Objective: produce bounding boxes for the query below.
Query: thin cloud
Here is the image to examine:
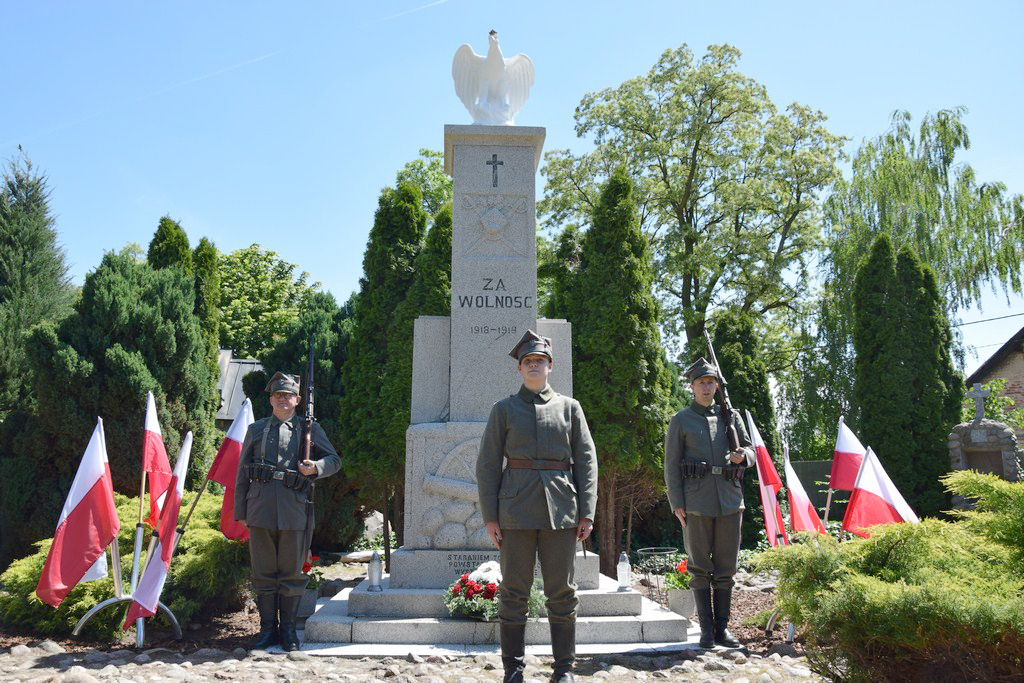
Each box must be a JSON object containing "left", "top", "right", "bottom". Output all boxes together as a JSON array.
[{"left": 368, "top": 0, "right": 449, "bottom": 25}]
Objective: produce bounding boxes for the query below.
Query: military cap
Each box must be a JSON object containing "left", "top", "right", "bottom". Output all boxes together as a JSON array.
[
  {"left": 265, "top": 371, "right": 300, "bottom": 395},
  {"left": 685, "top": 357, "right": 720, "bottom": 383},
  {"left": 509, "top": 329, "right": 553, "bottom": 361}
]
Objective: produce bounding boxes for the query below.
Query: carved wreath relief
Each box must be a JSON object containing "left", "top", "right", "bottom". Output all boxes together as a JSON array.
[{"left": 414, "top": 437, "right": 491, "bottom": 549}]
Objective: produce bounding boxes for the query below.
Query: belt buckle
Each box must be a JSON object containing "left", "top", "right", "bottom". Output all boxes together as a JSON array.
[
  {"left": 711, "top": 466, "right": 723, "bottom": 475},
  {"left": 272, "top": 471, "right": 285, "bottom": 480}
]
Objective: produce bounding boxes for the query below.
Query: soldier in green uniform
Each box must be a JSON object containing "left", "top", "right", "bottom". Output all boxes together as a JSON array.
[
  {"left": 234, "top": 372, "right": 341, "bottom": 652},
  {"left": 663, "top": 357, "right": 754, "bottom": 649},
  {"left": 477, "top": 330, "right": 599, "bottom": 683}
]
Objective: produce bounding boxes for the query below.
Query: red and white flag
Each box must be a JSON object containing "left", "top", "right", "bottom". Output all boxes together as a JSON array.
[
  {"left": 829, "top": 417, "right": 866, "bottom": 492},
  {"left": 745, "top": 411, "right": 788, "bottom": 547},
  {"left": 841, "top": 447, "right": 919, "bottom": 538},
  {"left": 36, "top": 418, "right": 120, "bottom": 608},
  {"left": 206, "top": 398, "right": 253, "bottom": 541},
  {"left": 142, "top": 392, "right": 172, "bottom": 528},
  {"left": 784, "top": 449, "right": 826, "bottom": 534},
  {"left": 123, "top": 432, "right": 192, "bottom": 628}
]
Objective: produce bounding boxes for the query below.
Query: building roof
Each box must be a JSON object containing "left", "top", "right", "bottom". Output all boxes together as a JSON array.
[
  {"left": 966, "top": 324, "right": 1024, "bottom": 386},
  {"left": 217, "top": 349, "right": 262, "bottom": 421}
]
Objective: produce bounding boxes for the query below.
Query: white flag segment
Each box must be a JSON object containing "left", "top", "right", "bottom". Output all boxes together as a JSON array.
[
  {"left": 206, "top": 399, "right": 253, "bottom": 541},
  {"left": 123, "top": 431, "right": 192, "bottom": 627},
  {"left": 224, "top": 398, "right": 253, "bottom": 443},
  {"left": 745, "top": 411, "right": 788, "bottom": 547},
  {"left": 784, "top": 451, "right": 826, "bottom": 534},
  {"left": 830, "top": 417, "right": 867, "bottom": 491},
  {"left": 841, "top": 447, "right": 919, "bottom": 538},
  {"left": 143, "top": 391, "right": 172, "bottom": 527},
  {"left": 36, "top": 418, "right": 120, "bottom": 608}
]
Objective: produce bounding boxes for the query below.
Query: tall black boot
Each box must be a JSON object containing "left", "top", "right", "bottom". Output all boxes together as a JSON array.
[
  {"left": 248, "top": 593, "right": 279, "bottom": 650},
  {"left": 712, "top": 588, "right": 742, "bottom": 648},
  {"left": 500, "top": 623, "right": 526, "bottom": 683},
  {"left": 278, "top": 594, "right": 302, "bottom": 652},
  {"left": 693, "top": 587, "right": 715, "bottom": 649},
  {"left": 548, "top": 621, "right": 576, "bottom": 683}
]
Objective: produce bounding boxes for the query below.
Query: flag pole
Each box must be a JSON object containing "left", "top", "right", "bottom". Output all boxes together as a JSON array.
[
  {"left": 823, "top": 415, "right": 846, "bottom": 526},
  {"left": 171, "top": 479, "right": 212, "bottom": 555}
]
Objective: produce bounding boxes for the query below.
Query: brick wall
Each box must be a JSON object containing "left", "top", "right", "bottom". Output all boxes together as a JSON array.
[{"left": 977, "top": 349, "right": 1024, "bottom": 444}]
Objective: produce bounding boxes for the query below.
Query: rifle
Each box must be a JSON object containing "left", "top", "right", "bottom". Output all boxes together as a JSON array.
[
  {"left": 302, "top": 331, "right": 316, "bottom": 487},
  {"left": 702, "top": 329, "right": 742, "bottom": 453}
]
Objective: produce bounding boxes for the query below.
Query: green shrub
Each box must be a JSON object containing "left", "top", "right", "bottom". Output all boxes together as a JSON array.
[
  {"left": 756, "top": 471, "right": 1024, "bottom": 682},
  {"left": 0, "top": 492, "right": 249, "bottom": 642}
]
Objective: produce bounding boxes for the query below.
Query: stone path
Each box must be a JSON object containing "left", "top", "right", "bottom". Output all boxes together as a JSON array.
[{"left": 2, "top": 640, "right": 823, "bottom": 682}]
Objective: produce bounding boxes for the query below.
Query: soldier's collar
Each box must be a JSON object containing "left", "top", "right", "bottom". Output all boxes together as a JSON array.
[
  {"left": 518, "top": 383, "right": 555, "bottom": 404},
  {"left": 689, "top": 400, "right": 717, "bottom": 416},
  {"left": 271, "top": 414, "right": 300, "bottom": 427}
]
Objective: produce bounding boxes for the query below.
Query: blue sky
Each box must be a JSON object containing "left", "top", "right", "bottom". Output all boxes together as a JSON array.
[{"left": 3, "top": 1, "right": 1022, "bottom": 374}]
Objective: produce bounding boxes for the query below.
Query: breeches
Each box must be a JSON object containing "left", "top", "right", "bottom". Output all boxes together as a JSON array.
[
  {"left": 247, "top": 526, "right": 309, "bottom": 598},
  {"left": 682, "top": 511, "right": 743, "bottom": 590},
  {"left": 498, "top": 527, "right": 578, "bottom": 625}
]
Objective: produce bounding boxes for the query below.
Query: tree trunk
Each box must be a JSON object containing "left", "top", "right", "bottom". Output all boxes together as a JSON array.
[{"left": 597, "top": 473, "right": 619, "bottom": 576}]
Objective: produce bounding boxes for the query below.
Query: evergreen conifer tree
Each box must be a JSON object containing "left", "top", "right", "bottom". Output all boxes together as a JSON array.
[
  {"left": 192, "top": 237, "right": 221, "bottom": 346},
  {"left": 550, "top": 168, "right": 670, "bottom": 573},
  {"left": 147, "top": 215, "right": 193, "bottom": 273},
  {"left": 0, "top": 252, "right": 216, "bottom": 566},
  {"left": 339, "top": 184, "right": 427, "bottom": 541},
  {"left": 0, "top": 154, "right": 72, "bottom": 420},
  {"left": 853, "top": 235, "right": 961, "bottom": 518}
]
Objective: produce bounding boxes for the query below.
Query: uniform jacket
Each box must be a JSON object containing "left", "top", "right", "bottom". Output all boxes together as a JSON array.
[
  {"left": 477, "top": 384, "right": 599, "bottom": 530},
  {"left": 234, "top": 415, "right": 341, "bottom": 530},
  {"left": 664, "top": 401, "right": 755, "bottom": 516}
]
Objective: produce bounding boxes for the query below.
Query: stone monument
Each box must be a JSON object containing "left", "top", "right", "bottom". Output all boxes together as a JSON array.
[
  {"left": 948, "top": 383, "right": 1022, "bottom": 509},
  {"left": 304, "top": 35, "right": 688, "bottom": 647}
]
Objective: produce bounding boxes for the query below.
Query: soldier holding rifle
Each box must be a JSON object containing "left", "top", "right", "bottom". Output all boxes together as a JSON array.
[
  {"left": 234, "top": 365, "right": 340, "bottom": 652},
  {"left": 663, "top": 340, "right": 754, "bottom": 649}
]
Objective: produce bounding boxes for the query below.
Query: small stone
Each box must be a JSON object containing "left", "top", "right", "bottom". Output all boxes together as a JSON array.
[
  {"left": 61, "top": 672, "right": 100, "bottom": 683},
  {"left": 38, "top": 640, "right": 66, "bottom": 654},
  {"left": 607, "top": 665, "right": 629, "bottom": 675},
  {"left": 231, "top": 649, "right": 248, "bottom": 659},
  {"left": 482, "top": 661, "right": 498, "bottom": 671},
  {"left": 192, "top": 649, "right": 227, "bottom": 659},
  {"left": 99, "top": 665, "right": 119, "bottom": 675},
  {"left": 703, "top": 659, "right": 732, "bottom": 672},
  {"left": 11, "top": 645, "right": 33, "bottom": 657},
  {"left": 731, "top": 678, "right": 750, "bottom": 683},
  {"left": 756, "top": 675, "right": 774, "bottom": 683},
  {"left": 286, "top": 651, "right": 311, "bottom": 662},
  {"left": 131, "top": 655, "right": 151, "bottom": 665},
  {"left": 592, "top": 673, "right": 610, "bottom": 679},
  {"left": 651, "top": 672, "right": 670, "bottom": 679},
  {"left": 406, "top": 653, "right": 424, "bottom": 664}
]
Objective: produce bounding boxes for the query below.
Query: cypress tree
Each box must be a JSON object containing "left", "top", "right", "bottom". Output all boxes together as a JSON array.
[
  {"left": 709, "top": 308, "right": 779, "bottom": 547},
  {"left": 0, "top": 154, "right": 73, "bottom": 420},
  {"left": 192, "top": 237, "right": 221, "bottom": 346},
  {"left": 853, "top": 236, "right": 961, "bottom": 518},
  {"left": 0, "top": 252, "right": 216, "bottom": 566},
  {"left": 147, "top": 215, "right": 193, "bottom": 273},
  {"left": 551, "top": 168, "right": 670, "bottom": 574},
  {"left": 339, "top": 184, "right": 427, "bottom": 541}
]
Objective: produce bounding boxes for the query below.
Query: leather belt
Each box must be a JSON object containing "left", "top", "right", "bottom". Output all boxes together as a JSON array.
[
  {"left": 506, "top": 459, "right": 571, "bottom": 471},
  {"left": 272, "top": 471, "right": 286, "bottom": 480}
]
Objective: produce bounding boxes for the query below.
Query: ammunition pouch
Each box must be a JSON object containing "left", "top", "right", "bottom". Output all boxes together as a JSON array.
[
  {"left": 681, "top": 462, "right": 746, "bottom": 482},
  {"left": 247, "top": 463, "right": 314, "bottom": 493},
  {"left": 682, "top": 462, "right": 708, "bottom": 479}
]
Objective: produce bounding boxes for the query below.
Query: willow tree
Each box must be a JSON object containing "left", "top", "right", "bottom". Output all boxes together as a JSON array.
[
  {"left": 541, "top": 44, "right": 845, "bottom": 349},
  {"left": 787, "top": 108, "right": 1024, "bottom": 455}
]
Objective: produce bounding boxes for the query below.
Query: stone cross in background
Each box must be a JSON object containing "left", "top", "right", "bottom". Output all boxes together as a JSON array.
[{"left": 967, "top": 382, "right": 992, "bottom": 422}]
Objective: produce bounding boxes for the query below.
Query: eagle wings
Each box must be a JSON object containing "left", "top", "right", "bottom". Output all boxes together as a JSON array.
[{"left": 452, "top": 31, "right": 534, "bottom": 126}]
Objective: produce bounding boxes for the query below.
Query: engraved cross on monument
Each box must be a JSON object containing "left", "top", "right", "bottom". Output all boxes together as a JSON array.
[{"left": 967, "top": 382, "right": 991, "bottom": 423}]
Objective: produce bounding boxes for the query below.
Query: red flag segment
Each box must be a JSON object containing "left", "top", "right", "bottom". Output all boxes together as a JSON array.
[
  {"left": 784, "top": 451, "right": 826, "bottom": 534},
  {"left": 206, "top": 398, "right": 253, "bottom": 541},
  {"left": 841, "top": 447, "right": 919, "bottom": 538},
  {"left": 829, "top": 418, "right": 866, "bottom": 492},
  {"left": 142, "top": 392, "right": 172, "bottom": 528},
  {"left": 745, "top": 411, "right": 788, "bottom": 547}
]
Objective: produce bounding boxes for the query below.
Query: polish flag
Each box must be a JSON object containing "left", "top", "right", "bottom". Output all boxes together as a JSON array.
[
  {"left": 36, "top": 418, "right": 120, "bottom": 608},
  {"left": 123, "top": 432, "right": 192, "bottom": 627},
  {"left": 841, "top": 447, "right": 919, "bottom": 538},
  {"left": 142, "top": 392, "right": 172, "bottom": 528},
  {"left": 784, "top": 450, "right": 826, "bottom": 534},
  {"left": 206, "top": 398, "right": 253, "bottom": 541},
  {"left": 829, "top": 417, "right": 866, "bottom": 492},
  {"left": 745, "top": 411, "right": 788, "bottom": 547}
]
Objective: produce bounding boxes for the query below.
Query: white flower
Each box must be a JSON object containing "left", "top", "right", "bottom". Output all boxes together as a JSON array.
[{"left": 469, "top": 561, "right": 502, "bottom": 585}]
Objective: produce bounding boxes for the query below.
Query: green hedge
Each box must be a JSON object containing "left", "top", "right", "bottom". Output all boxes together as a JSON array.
[
  {"left": 0, "top": 491, "right": 249, "bottom": 642},
  {"left": 757, "top": 470, "right": 1024, "bottom": 683}
]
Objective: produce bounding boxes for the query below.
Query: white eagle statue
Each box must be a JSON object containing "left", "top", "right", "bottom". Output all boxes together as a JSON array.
[{"left": 452, "top": 30, "right": 535, "bottom": 126}]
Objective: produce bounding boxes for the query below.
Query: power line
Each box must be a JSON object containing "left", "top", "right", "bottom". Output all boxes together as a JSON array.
[{"left": 954, "top": 312, "right": 1024, "bottom": 327}]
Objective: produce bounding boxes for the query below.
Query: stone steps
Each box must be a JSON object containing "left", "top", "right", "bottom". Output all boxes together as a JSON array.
[
  {"left": 304, "top": 580, "right": 691, "bottom": 646},
  {"left": 349, "top": 574, "right": 642, "bottom": 618}
]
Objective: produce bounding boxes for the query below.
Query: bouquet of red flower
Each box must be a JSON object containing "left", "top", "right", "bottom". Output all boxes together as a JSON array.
[
  {"left": 444, "top": 561, "right": 502, "bottom": 620},
  {"left": 664, "top": 558, "right": 692, "bottom": 590}
]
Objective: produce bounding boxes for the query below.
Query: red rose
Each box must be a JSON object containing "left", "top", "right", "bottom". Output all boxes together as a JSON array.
[
  {"left": 461, "top": 573, "right": 471, "bottom": 582},
  {"left": 452, "top": 583, "right": 462, "bottom": 596},
  {"left": 483, "top": 584, "right": 498, "bottom": 599},
  {"left": 677, "top": 560, "right": 688, "bottom": 574}
]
